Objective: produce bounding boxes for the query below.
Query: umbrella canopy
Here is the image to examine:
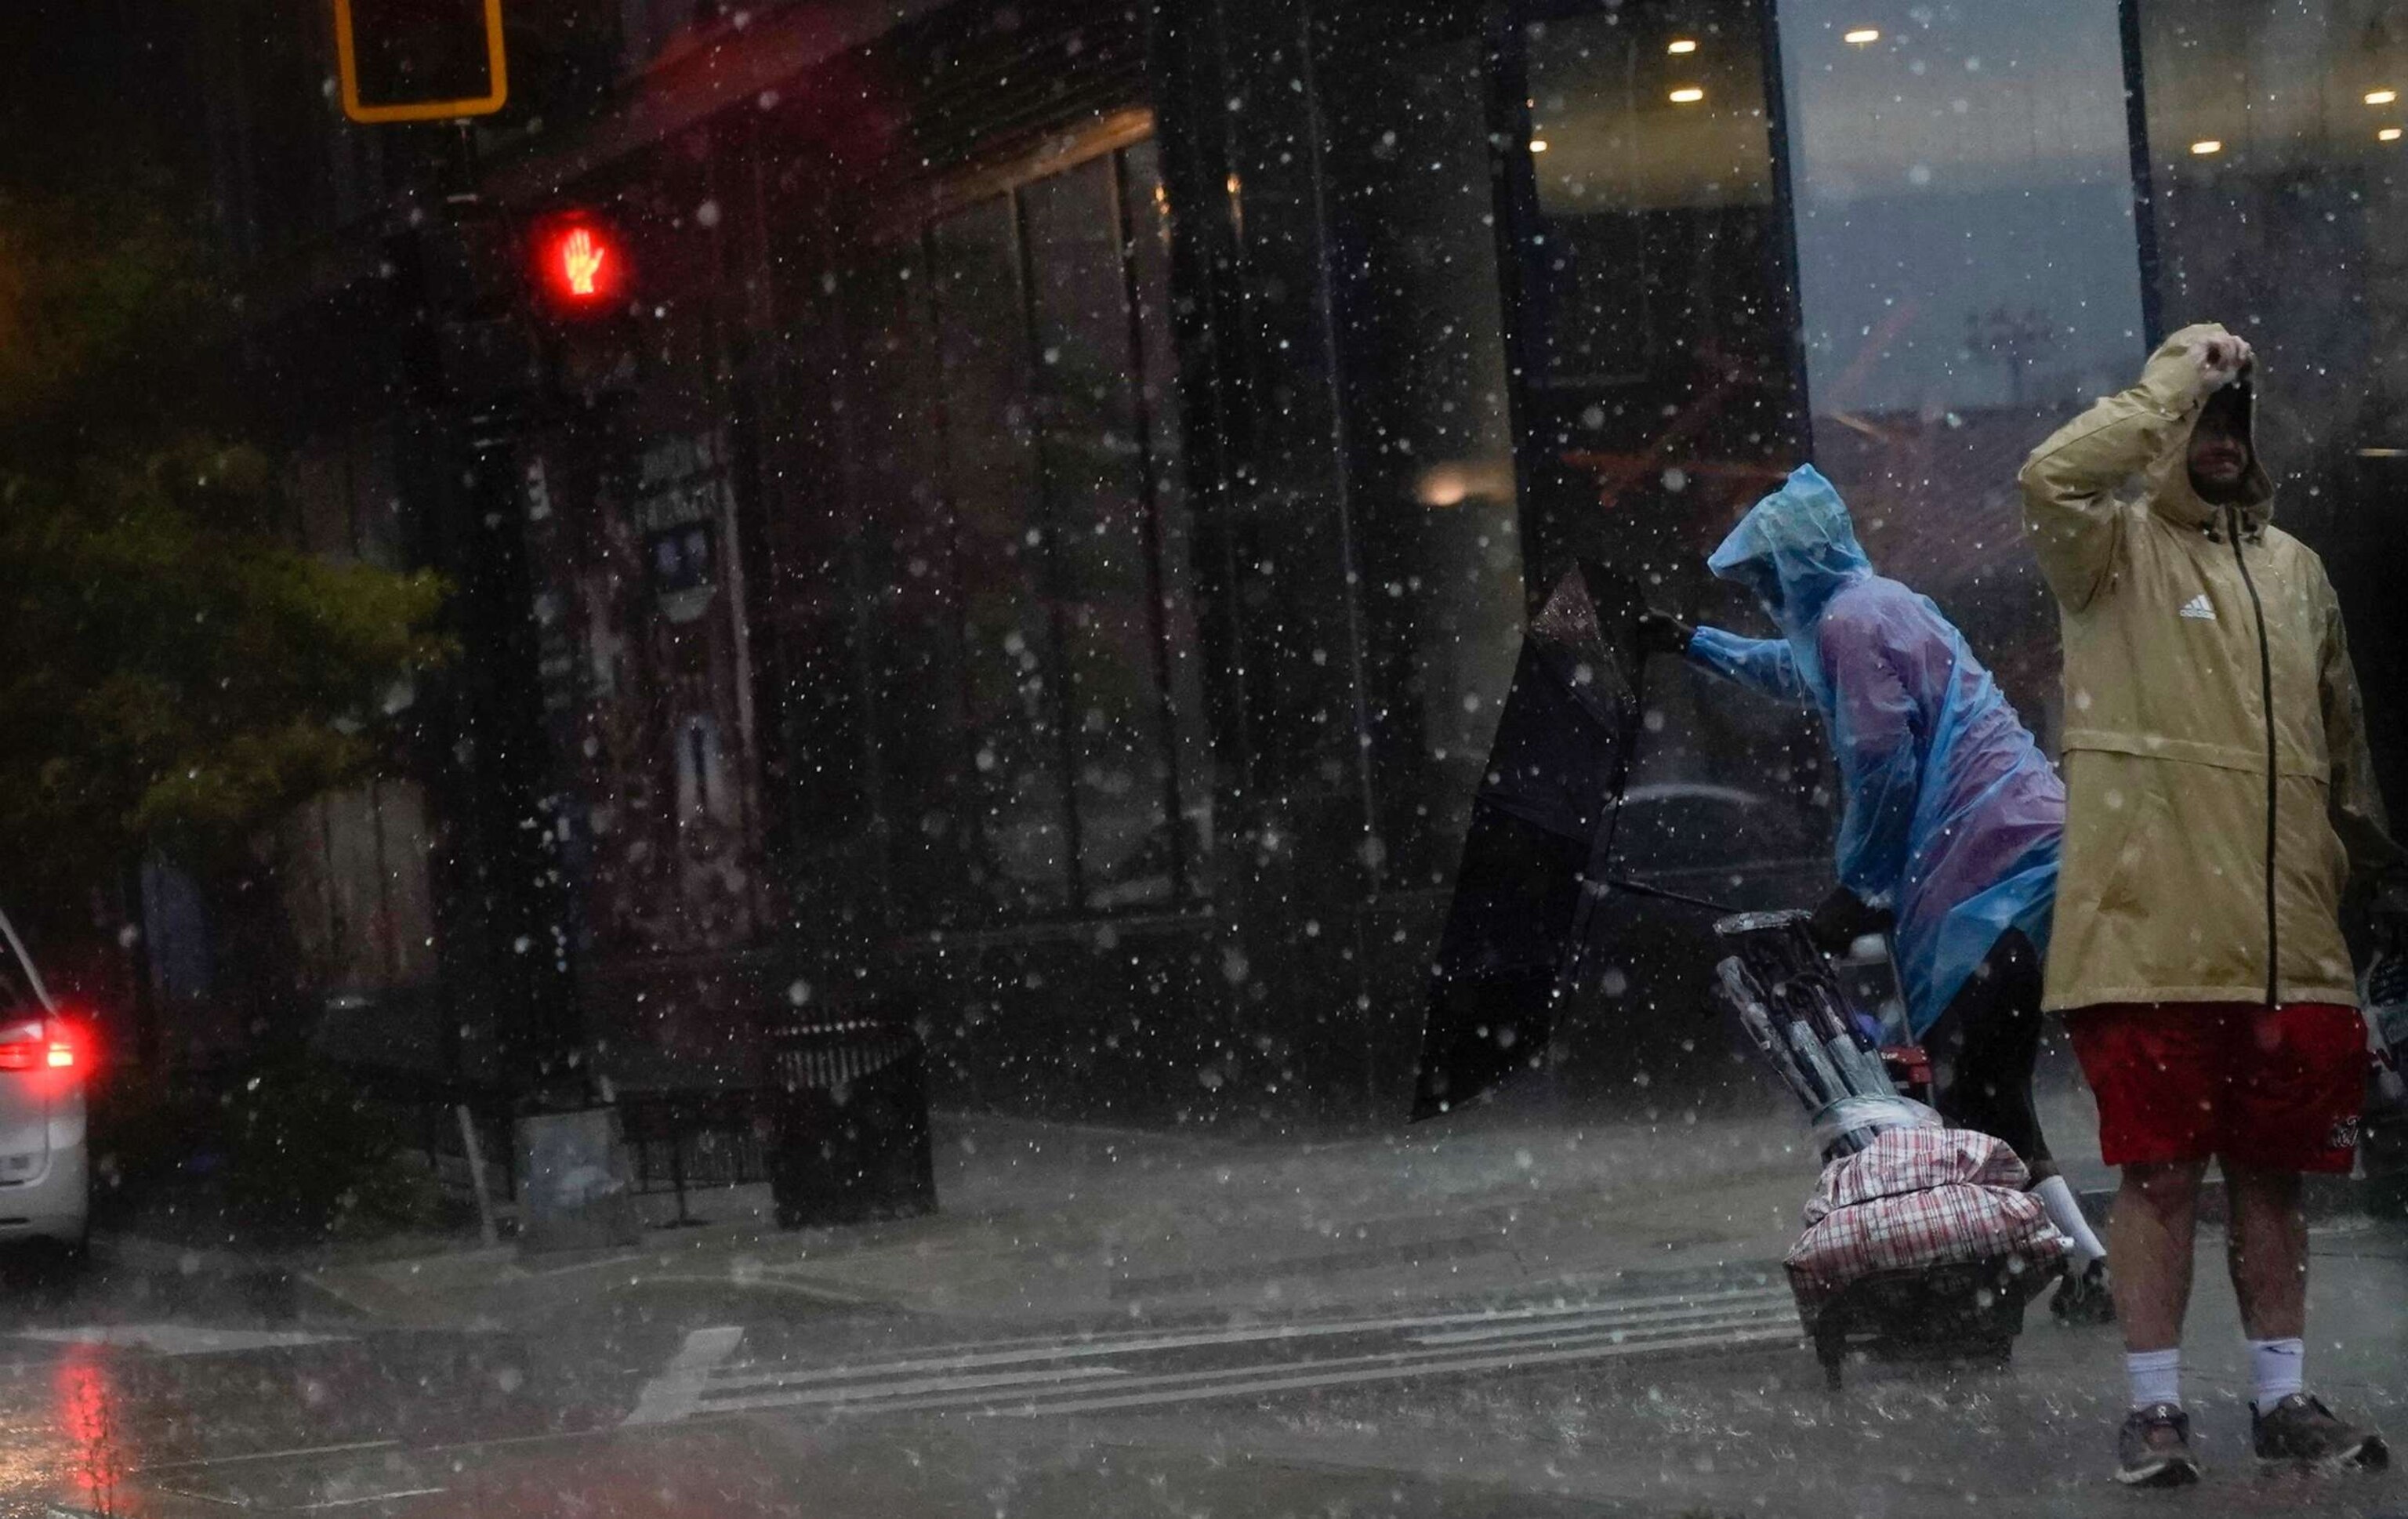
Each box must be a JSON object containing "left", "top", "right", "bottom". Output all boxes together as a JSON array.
[{"left": 1410, "top": 561, "right": 1646, "bottom": 1120}]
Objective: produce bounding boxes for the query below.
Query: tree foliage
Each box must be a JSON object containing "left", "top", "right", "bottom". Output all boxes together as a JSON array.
[{"left": 0, "top": 163, "right": 450, "bottom": 894}]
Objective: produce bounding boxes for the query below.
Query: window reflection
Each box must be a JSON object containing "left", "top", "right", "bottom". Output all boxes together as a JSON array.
[
  {"left": 2138, "top": 0, "right": 2408, "bottom": 803},
  {"left": 1322, "top": 20, "right": 1525, "bottom": 888},
  {"left": 829, "top": 139, "right": 1203, "bottom": 923},
  {"left": 1504, "top": 1, "right": 1818, "bottom": 902},
  {"left": 1780, "top": 0, "right": 2148, "bottom": 730},
  {"left": 1524, "top": 4, "right": 1778, "bottom": 395}
]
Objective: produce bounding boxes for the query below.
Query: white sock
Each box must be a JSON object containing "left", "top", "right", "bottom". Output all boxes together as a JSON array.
[
  {"left": 2250, "top": 1337, "right": 2305, "bottom": 1413},
  {"left": 2034, "top": 1175, "right": 2107, "bottom": 1266},
  {"left": 2127, "top": 1348, "right": 2181, "bottom": 1410}
]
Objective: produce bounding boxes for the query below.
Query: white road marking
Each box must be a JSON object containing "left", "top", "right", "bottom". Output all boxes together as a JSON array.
[
  {"left": 1410, "top": 1293, "right": 1790, "bottom": 1346},
  {"left": 698, "top": 1363, "right": 1126, "bottom": 1414},
  {"left": 143, "top": 1485, "right": 251, "bottom": 1508},
  {"left": 980, "top": 1325, "right": 1801, "bottom": 1419},
  {"left": 132, "top": 1440, "right": 404, "bottom": 1476},
  {"left": 292, "top": 1488, "right": 448, "bottom": 1510},
  {"left": 622, "top": 1279, "right": 1802, "bottom": 1427},
  {"left": 14, "top": 1325, "right": 345, "bottom": 1357},
  {"left": 709, "top": 1284, "right": 1792, "bottom": 1391},
  {"left": 811, "top": 1312, "right": 1793, "bottom": 1419},
  {"left": 622, "top": 1325, "right": 745, "bottom": 1427}
]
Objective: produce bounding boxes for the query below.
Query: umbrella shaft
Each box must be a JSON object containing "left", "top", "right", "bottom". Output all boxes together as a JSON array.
[{"left": 1597, "top": 875, "right": 1736, "bottom": 914}]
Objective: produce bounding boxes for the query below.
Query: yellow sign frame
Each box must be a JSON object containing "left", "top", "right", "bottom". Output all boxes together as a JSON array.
[{"left": 334, "top": 0, "right": 509, "bottom": 125}]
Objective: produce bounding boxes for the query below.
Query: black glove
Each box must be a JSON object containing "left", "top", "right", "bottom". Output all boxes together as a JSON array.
[
  {"left": 1808, "top": 886, "right": 1893, "bottom": 956},
  {"left": 1636, "top": 609, "right": 1694, "bottom": 660}
]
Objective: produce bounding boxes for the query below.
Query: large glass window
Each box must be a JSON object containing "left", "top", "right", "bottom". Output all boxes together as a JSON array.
[
  {"left": 1500, "top": 0, "right": 1817, "bottom": 845},
  {"left": 827, "top": 136, "right": 1207, "bottom": 923},
  {"left": 1780, "top": 0, "right": 2148, "bottom": 730},
  {"left": 1485, "top": 2, "right": 1830, "bottom": 1105},
  {"left": 1320, "top": 13, "right": 1528, "bottom": 891},
  {"left": 2136, "top": 0, "right": 2408, "bottom": 800}
]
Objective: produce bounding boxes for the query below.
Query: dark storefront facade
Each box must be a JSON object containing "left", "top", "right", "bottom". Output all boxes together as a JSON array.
[{"left": 205, "top": 0, "right": 2408, "bottom": 1127}]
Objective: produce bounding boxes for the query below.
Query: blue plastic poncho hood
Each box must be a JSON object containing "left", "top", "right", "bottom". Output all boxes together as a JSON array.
[
  {"left": 1685, "top": 466, "right": 2064, "bottom": 1037},
  {"left": 1705, "top": 466, "right": 1872, "bottom": 705}
]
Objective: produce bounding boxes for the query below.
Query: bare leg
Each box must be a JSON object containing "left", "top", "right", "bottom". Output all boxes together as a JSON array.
[
  {"left": 2112, "top": 1161, "right": 2207, "bottom": 1352},
  {"left": 2224, "top": 1163, "right": 2308, "bottom": 1340}
]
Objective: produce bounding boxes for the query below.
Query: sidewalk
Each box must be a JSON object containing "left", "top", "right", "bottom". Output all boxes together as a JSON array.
[
  {"left": 302, "top": 1097, "right": 1828, "bottom": 1332},
  {"left": 233, "top": 1071, "right": 2372, "bottom": 1337}
]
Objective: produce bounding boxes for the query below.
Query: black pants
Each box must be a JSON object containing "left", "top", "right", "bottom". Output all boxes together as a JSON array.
[{"left": 1922, "top": 929, "right": 2053, "bottom": 1178}]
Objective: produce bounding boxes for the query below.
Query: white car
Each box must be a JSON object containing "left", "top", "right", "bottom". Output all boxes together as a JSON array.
[{"left": 0, "top": 909, "right": 89, "bottom": 1249}]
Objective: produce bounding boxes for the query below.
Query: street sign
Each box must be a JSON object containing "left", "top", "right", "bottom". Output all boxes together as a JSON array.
[{"left": 333, "top": 0, "right": 508, "bottom": 124}]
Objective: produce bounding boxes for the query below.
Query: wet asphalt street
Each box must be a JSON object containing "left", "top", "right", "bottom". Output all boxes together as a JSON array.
[{"left": 1, "top": 1217, "right": 2404, "bottom": 1519}]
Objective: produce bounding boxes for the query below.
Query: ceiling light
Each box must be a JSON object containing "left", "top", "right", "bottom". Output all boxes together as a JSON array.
[
  {"left": 1666, "top": 38, "right": 1698, "bottom": 54},
  {"left": 1529, "top": 138, "right": 1550, "bottom": 153},
  {"left": 1844, "top": 28, "right": 1880, "bottom": 45},
  {"left": 2369, "top": 89, "right": 2399, "bottom": 105},
  {"left": 2384, "top": 127, "right": 2404, "bottom": 142},
  {"left": 1669, "top": 86, "right": 1706, "bottom": 103},
  {"left": 2189, "top": 140, "right": 2223, "bottom": 155}
]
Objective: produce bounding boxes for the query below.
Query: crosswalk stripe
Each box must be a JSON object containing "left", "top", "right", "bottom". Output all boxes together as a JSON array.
[
  {"left": 623, "top": 1325, "right": 745, "bottom": 1427},
  {"left": 698, "top": 1362, "right": 1126, "bottom": 1413},
  {"left": 1411, "top": 1295, "right": 1790, "bottom": 1347},
  {"left": 706, "top": 1283, "right": 1792, "bottom": 1392},
  {"left": 796, "top": 1312, "right": 1796, "bottom": 1419},
  {"left": 977, "top": 1325, "right": 1802, "bottom": 1419},
  {"left": 703, "top": 1288, "right": 1789, "bottom": 1395}
]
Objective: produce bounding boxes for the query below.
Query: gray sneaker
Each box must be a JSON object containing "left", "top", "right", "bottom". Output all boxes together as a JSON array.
[
  {"left": 2252, "top": 1393, "right": 2389, "bottom": 1472},
  {"left": 2115, "top": 1402, "right": 2202, "bottom": 1488}
]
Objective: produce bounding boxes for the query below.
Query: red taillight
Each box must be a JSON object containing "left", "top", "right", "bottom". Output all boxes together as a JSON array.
[{"left": 0, "top": 1017, "right": 85, "bottom": 1072}]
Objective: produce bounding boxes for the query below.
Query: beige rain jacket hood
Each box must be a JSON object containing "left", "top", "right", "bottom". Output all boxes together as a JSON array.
[{"left": 2018, "top": 323, "right": 2399, "bottom": 1012}]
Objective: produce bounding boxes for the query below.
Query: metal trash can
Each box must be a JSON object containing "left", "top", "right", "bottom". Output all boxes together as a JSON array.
[{"left": 766, "top": 1010, "right": 937, "bottom": 1228}]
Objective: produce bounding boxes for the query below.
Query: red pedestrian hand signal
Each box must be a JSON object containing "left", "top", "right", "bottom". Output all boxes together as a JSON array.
[
  {"left": 561, "top": 228, "right": 606, "bottom": 297},
  {"left": 531, "top": 215, "right": 627, "bottom": 315}
]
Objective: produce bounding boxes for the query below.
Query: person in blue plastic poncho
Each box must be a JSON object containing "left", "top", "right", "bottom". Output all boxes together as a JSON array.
[{"left": 1637, "top": 465, "right": 2110, "bottom": 1324}]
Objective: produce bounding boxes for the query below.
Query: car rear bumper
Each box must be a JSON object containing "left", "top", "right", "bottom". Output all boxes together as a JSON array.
[{"left": 0, "top": 1133, "right": 87, "bottom": 1244}]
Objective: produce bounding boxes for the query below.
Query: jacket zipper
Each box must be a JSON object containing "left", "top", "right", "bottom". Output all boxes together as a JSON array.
[{"left": 2225, "top": 504, "right": 2280, "bottom": 1005}]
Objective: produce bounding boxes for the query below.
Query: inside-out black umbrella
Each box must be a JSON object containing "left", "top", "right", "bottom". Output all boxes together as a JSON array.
[{"left": 1409, "top": 560, "right": 1724, "bottom": 1121}]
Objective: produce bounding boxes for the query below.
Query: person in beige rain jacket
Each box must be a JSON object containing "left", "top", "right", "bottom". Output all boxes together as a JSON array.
[{"left": 2021, "top": 322, "right": 2403, "bottom": 1485}]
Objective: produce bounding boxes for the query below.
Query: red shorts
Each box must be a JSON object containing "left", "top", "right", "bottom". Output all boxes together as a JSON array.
[{"left": 2065, "top": 1002, "right": 2364, "bottom": 1173}]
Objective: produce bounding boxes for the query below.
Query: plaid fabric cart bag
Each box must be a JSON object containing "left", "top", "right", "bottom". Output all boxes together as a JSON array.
[{"left": 1785, "top": 1127, "right": 2066, "bottom": 1387}]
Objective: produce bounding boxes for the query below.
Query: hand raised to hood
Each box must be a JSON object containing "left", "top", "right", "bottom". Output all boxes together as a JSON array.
[{"left": 2194, "top": 331, "right": 2254, "bottom": 391}]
